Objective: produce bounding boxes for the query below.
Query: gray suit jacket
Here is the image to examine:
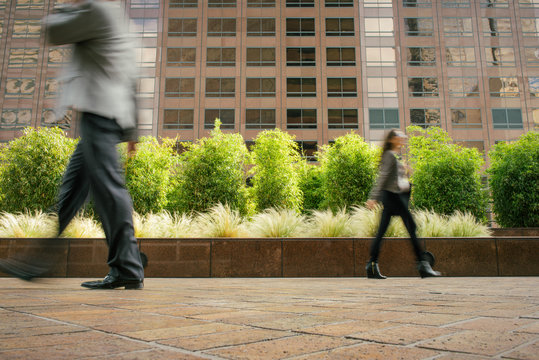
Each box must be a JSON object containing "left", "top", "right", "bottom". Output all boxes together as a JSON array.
[
  {"left": 43, "top": 0, "right": 138, "bottom": 140},
  {"left": 369, "top": 150, "right": 408, "bottom": 202}
]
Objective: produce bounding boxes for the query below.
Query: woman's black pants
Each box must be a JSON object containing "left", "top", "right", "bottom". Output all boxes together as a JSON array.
[{"left": 369, "top": 190, "right": 424, "bottom": 262}]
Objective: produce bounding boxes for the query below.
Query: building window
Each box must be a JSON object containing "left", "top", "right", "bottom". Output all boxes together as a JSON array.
[
  {"left": 489, "top": 77, "right": 519, "bottom": 97},
  {"left": 522, "top": 18, "right": 539, "bottom": 37},
  {"left": 287, "top": 78, "right": 316, "bottom": 97},
  {"left": 455, "top": 140, "right": 485, "bottom": 154},
  {"left": 529, "top": 77, "right": 539, "bottom": 97},
  {"left": 366, "top": 48, "right": 395, "bottom": 67},
  {"left": 245, "top": 109, "right": 276, "bottom": 129},
  {"left": 404, "top": 18, "right": 433, "bottom": 36},
  {"left": 443, "top": 17, "right": 473, "bottom": 37},
  {"left": 0, "top": 21, "right": 3, "bottom": 39},
  {"left": 5, "top": 78, "right": 35, "bottom": 98},
  {"left": 0, "top": 0, "right": 6, "bottom": 10},
  {"left": 247, "top": 48, "right": 275, "bottom": 66},
  {"left": 446, "top": 47, "right": 475, "bottom": 67},
  {"left": 207, "top": 48, "right": 235, "bottom": 66},
  {"left": 326, "top": 18, "right": 355, "bottom": 36},
  {"left": 482, "top": 18, "right": 512, "bottom": 37},
  {"left": 205, "top": 109, "right": 235, "bottom": 129},
  {"left": 206, "top": 78, "right": 235, "bottom": 97},
  {"left": 480, "top": 0, "right": 508, "bottom": 8},
  {"left": 328, "top": 78, "right": 357, "bottom": 97},
  {"left": 135, "top": 47, "right": 157, "bottom": 67},
  {"left": 130, "top": 18, "right": 158, "bottom": 38},
  {"left": 16, "top": 0, "right": 44, "bottom": 10},
  {"left": 520, "top": 0, "right": 539, "bottom": 7},
  {"left": 167, "top": 47, "right": 196, "bottom": 67},
  {"left": 165, "top": 78, "right": 195, "bottom": 97},
  {"left": 208, "top": 0, "right": 236, "bottom": 7},
  {"left": 1, "top": 109, "right": 32, "bottom": 129},
  {"left": 410, "top": 109, "right": 441, "bottom": 127},
  {"left": 296, "top": 141, "right": 317, "bottom": 161},
  {"left": 364, "top": 0, "right": 392, "bottom": 7},
  {"left": 442, "top": 0, "right": 470, "bottom": 7},
  {"left": 246, "top": 78, "right": 276, "bottom": 97},
  {"left": 131, "top": 0, "right": 160, "bottom": 9},
  {"left": 448, "top": 77, "right": 480, "bottom": 97},
  {"left": 45, "top": 78, "right": 58, "bottom": 98},
  {"left": 524, "top": 48, "right": 539, "bottom": 67},
  {"left": 168, "top": 18, "right": 197, "bottom": 37},
  {"left": 326, "top": 0, "right": 354, "bottom": 7},
  {"left": 163, "top": 109, "right": 194, "bottom": 129},
  {"left": 48, "top": 47, "right": 72, "bottom": 67},
  {"left": 364, "top": 18, "right": 394, "bottom": 37},
  {"left": 287, "top": 0, "right": 314, "bottom": 6},
  {"left": 286, "top": 18, "right": 315, "bottom": 36},
  {"left": 247, "top": 18, "right": 275, "bottom": 36},
  {"left": 138, "top": 78, "right": 155, "bottom": 98},
  {"left": 407, "top": 47, "right": 435, "bottom": 66},
  {"left": 403, "top": 0, "right": 431, "bottom": 7},
  {"left": 369, "top": 109, "right": 399, "bottom": 129},
  {"left": 485, "top": 47, "right": 515, "bottom": 67},
  {"left": 287, "top": 109, "right": 317, "bottom": 129},
  {"left": 451, "top": 108, "right": 482, "bottom": 128},
  {"left": 328, "top": 109, "right": 358, "bottom": 129},
  {"left": 367, "top": 77, "right": 398, "bottom": 97},
  {"left": 327, "top": 48, "right": 356, "bottom": 66},
  {"left": 492, "top": 108, "right": 523, "bottom": 129},
  {"left": 408, "top": 77, "right": 439, "bottom": 97},
  {"left": 170, "top": 0, "right": 197, "bottom": 7},
  {"left": 13, "top": 20, "right": 41, "bottom": 39},
  {"left": 207, "top": 18, "right": 236, "bottom": 37},
  {"left": 8, "top": 48, "right": 39, "bottom": 68},
  {"left": 247, "top": 0, "right": 275, "bottom": 7},
  {"left": 287, "top": 48, "right": 315, "bottom": 66},
  {"left": 532, "top": 108, "right": 539, "bottom": 131}
]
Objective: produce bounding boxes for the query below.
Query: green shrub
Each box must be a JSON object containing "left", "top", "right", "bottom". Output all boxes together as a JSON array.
[
  {"left": 250, "top": 129, "right": 303, "bottom": 212},
  {"left": 318, "top": 133, "right": 379, "bottom": 210},
  {"left": 168, "top": 121, "right": 251, "bottom": 215},
  {"left": 488, "top": 132, "right": 539, "bottom": 227},
  {"left": 298, "top": 163, "right": 325, "bottom": 212},
  {"left": 0, "top": 127, "right": 77, "bottom": 213},
  {"left": 407, "top": 126, "right": 488, "bottom": 220},
  {"left": 124, "top": 136, "right": 176, "bottom": 214}
]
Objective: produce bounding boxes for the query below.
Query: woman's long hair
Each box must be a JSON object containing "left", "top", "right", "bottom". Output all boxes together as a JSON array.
[{"left": 381, "top": 129, "right": 400, "bottom": 154}]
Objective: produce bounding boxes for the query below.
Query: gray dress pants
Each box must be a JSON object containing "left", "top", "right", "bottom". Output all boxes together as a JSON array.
[{"left": 57, "top": 112, "right": 144, "bottom": 280}]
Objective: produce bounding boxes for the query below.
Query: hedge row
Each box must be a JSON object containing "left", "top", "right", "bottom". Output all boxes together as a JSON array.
[{"left": 0, "top": 125, "right": 537, "bottom": 227}]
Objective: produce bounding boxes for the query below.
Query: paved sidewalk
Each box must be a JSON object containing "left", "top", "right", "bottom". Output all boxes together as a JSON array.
[{"left": 0, "top": 277, "right": 537, "bottom": 359}]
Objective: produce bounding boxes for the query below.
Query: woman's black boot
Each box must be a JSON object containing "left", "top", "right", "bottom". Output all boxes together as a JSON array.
[
  {"left": 417, "top": 260, "right": 441, "bottom": 278},
  {"left": 366, "top": 261, "right": 386, "bottom": 279}
]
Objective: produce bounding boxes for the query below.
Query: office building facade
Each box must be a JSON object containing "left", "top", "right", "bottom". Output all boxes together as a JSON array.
[{"left": 1, "top": 0, "right": 538, "bottom": 159}]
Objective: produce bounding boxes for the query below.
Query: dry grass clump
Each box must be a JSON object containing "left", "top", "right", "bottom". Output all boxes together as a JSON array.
[
  {"left": 0, "top": 211, "right": 57, "bottom": 238},
  {"left": 193, "top": 203, "right": 246, "bottom": 238},
  {"left": 246, "top": 208, "right": 305, "bottom": 238}
]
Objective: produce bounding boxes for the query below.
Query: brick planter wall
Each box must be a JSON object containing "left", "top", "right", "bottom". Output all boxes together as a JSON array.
[{"left": 1, "top": 236, "right": 538, "bottom": 278}]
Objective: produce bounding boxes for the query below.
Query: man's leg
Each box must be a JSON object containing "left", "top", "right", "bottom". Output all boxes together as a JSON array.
[{"left": 80, "top": 113, "right": 143, "bottom": 285}]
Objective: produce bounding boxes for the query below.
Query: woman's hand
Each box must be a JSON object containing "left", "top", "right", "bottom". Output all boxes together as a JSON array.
[{"left": 366, "top": 199, "right": 378, "bottom": 210}]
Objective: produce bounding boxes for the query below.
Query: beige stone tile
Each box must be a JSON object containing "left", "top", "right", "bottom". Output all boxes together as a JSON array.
[
  {"left": 350, "top": 324, "right": 455, "bottom": 345},
  {"left": 122, "top": 323, "right": 245, "bottom": 341},
  {"left": 159, "top": 328, "right": 290, "bottom": 351},
  {"left": 420, "top": 330, "right": 536, "bottom": 356},
  {"left": 293, "top": 342, "right": 440, "bottom": 360},
  {"left": 208, "top": 334, "right": 359, "bottom": 360},
  {"left": 501, "top": 340, "right": 539, "bottom": 360},
  {"left": 301, "top": 319, "right": 394, "bottom": 337},
  {"left": 447, "top": 317, "right": 535, "bottom": 333}
]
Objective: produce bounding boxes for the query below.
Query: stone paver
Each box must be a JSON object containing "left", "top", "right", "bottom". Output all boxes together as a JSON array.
[{"left": 0, "top": 277, "right": 536, "bottom": 359}]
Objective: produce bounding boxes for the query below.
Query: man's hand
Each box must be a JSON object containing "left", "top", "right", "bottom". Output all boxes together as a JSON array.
[
  {"left": 127, "top": 141, "right": 137, "bottom": 157},
  {"left": 366, "top": 199, "right": 378, "bottom": 210}
]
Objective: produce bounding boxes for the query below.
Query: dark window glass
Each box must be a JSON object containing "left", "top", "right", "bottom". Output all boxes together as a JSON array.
[
  {"left": 326, "top": 18, "right": 355, "bottom": 36},
  {"left": 408, "top": 77, "right": 439, "bottom": 97},
  {"left": 451, "top": 108, "right": 482, "bottom": 128},
  {"left": 286, "top": 48, "right": 315, "bottom": 66},
  {"left": 286, "top": 18, "right": 315, "bottom": 36},
  {"left": 246, "top": 78, "right": 276, "bottom": 97},
  {"left": 492, "top": 109, "right": 523, "bottom": 129},
  {"left": 287, "top": 0, "right": 314, "bottom": 6},
  {"left": 164, "top": 109, "right": 194, "bottom": 129},
  {"left": 207, "top": 48, "right": 236, "bottom": 66},
  {"left": 287, "top": 78, "right": 316, "bottom": 97},
  {"left": 328, "top": 109, "right": 358, "bottom": 129},
  {"left": 205, "top": 78, "right": 235, "bottom": 97},
  {"left": 164, "top": 78, "right": 195, "bottom": 97},
  {"left": 208, "top": 18, "right": 236, "bottom": 36},
  {"left": 326, "top": 48, "right": 355, "bottom": 66},
  {"left": 404, "top": 18, "right": 433, "bottom": 36},
  {"left": 168, "top": 18, "right": 197, "bottom": 36},
  {"left": 247, "top": 18, "right": 276, "bottom": 36},
  {"left": 369, "top": 109, "right": 399, "bottom": 129},
  {"left": 246, "top": 109, "right": 276, "bottom": 129},
  {"left": 325, "top": 0, "right": 354, "bottom": 7},
  {"left": 205, "top": 109, "right": 235, "bottom": 129},
  {"left": 287, "top": 109, "right": 317, "bottom": 129},
  {"left": 247, "top": 48, "right": 276, "bottom": 66},
  {"left": 167, "top": 48, "right": 196, "bottom": 67},
  {"left": 407, "top": 47, "right": 435, "bottom": 66},
  {"left": 247, "top": 0, "right": 275, "bottom": 6},
  {"left": 327, "top": 78, "right": 357, "bottom": 97},
  {"left": 170, "top": 0, "right": 197, "bottom": 7},
  {"left": 410, "top": 108, "right": 441, "bottom": 127}
]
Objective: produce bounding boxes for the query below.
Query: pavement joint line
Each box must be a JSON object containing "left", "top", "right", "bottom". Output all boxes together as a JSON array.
[
  {"left": 493, "top": 336, "right": 539, "bottom": 359},
  {"left": 439, "top": 316, "right": 484, "bottom": 328}
]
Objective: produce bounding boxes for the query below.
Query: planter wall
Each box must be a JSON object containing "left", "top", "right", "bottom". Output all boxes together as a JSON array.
[{"left": 0, "top": 236, "right": 538, "bottom": 278}]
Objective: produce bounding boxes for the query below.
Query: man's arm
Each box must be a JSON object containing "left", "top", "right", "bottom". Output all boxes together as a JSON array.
[{"left": 43, "top": 2, "right": 102, "bottom": 45}]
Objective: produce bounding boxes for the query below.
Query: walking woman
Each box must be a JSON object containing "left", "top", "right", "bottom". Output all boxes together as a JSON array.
[{"left": 366, "top": 130, "right": 440, "bottom": 279}]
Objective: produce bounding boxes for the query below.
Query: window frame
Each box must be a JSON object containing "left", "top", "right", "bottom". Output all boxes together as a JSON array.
[
  {"left": 247, "top": 18, "right": 276, "bottom": 37},
  {"left": 163, "top": 109, "right": 195, "bottom": 129},
  {"left": 246, "top": 47, "right": 276, "bottom": 66},
  {"left": 206, "top": 47, "right": 236, "bottom": 67},
  {"left": 168, "top": 18, "right": 197, "bottom": 37},
  {"left": 167, "top": 47, "right": 196, "bottom": 67},
  {"left": 164, "top": 77, "right": 196, "bottom": 98},
  {"left": 369, "top": 108, "right": 400, "bottom": 129},
  {"left": 447, "top": 76, "right": 480, "bottom": 97},
  {"left": 408, "top": 77, "right": 439, "bottom": 97},
  {"left": 492, "top": 108, "right": 523, "bottom": 129},
  {"left": 286, "top": 109, "right": 317, "bottom": 129},
  {"left": 287, "top": 78, "right": 317, "bottom": 97},
  {"left": 326, "top": 47, "right": 356, "bottom": 66},
  {"left": 327, "top": 78, "right": 357, "bottom": 97},
  {"left": 287, "top": 47, "right": 316, "bottom": 66},
  {"left": 205, "top": 78, "right": 236, "bottom": 97},
  {"left": 404, "top": 17, "right": 434, "bottom": 37},
  {"left": 451, "top": 108, "right": 482, "bottom": 128},
  {"left": 410, "top": 108, "right": 441, "bottom": 128},
  {"left": 207, "top": 18, "right": 237, "bottom": 37},
  {"left": 245, "top": 108, "right": 276, "bottom": 129},
  {"left": 286, "top": 18, "right": 315, "bottom": 36},
  {"left": 325, "top": 18, "right": 355, "bottom": 36},
  {"left": 204, "top": 109, "right": 235, "bottom": 129},
  {"left": 328, "top": 108, "right": 359, "bottom": 129},
  {"left": 246, "top": 78, "right": 276, "bottom": 97}
]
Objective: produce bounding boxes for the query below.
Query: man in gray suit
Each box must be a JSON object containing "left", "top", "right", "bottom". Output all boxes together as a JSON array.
[
  {"left": 49, "top": 0, "right": 144, "bottom": 289},
  {"left": 0, "top": 0, "right": 144, "bottom": 289}
]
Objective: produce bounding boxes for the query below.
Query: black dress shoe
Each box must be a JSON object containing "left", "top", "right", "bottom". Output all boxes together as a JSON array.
[
  {"left": 81, "top": 274, "right": 143, "bottom": 290},
  {"left": 0, "top": 258, "right": 48, "bottom": 281}
]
